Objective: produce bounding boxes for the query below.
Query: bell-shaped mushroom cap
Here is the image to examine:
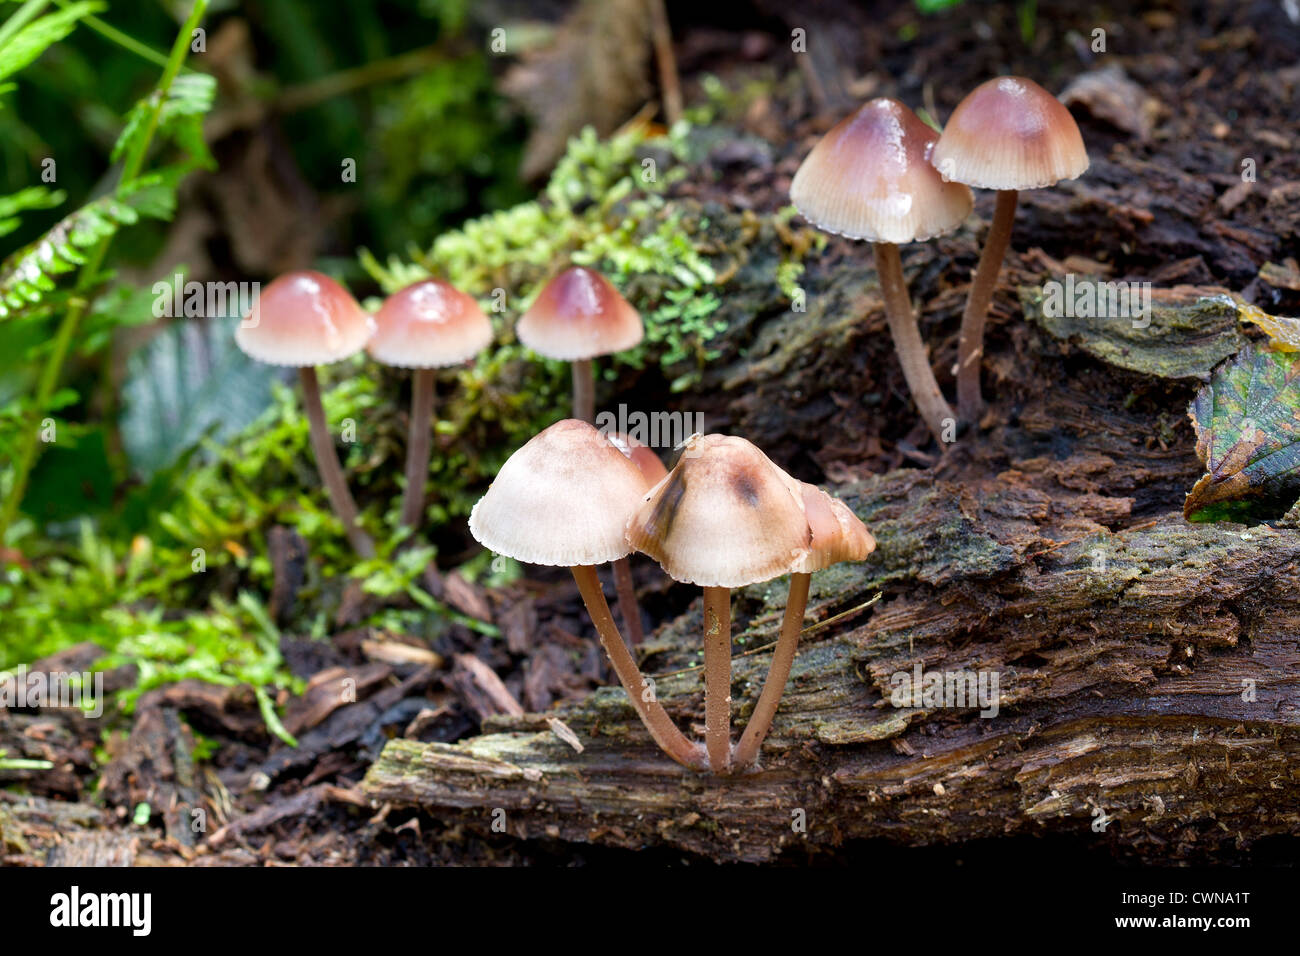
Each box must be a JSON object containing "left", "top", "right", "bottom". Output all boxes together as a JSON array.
[
  {"left": 235, "top": 270, "right": 374, "bottom": 367},
  {"left": 626, "top": 434, "right": 810, "bottom": 588},
  {"left": 790, "top": 98, "right": 974, "bottom": 244},
  {"left": 931, "top": 76, "right": 1089, "bottom": 191},
  {"left": 516, "top": 266, "right": 643, "bottom": 361},
  {"left": 367, "top": 279, "right": 493, "bottom": 369},
  {"left": 468, "top": 419, "right": 649, "bottom": 567},
  {"left": 793, "top": 483, "right": 876, "bottom": 573},
  {"left": 606, "top": 431, "right": 668, "bottom": 487}
]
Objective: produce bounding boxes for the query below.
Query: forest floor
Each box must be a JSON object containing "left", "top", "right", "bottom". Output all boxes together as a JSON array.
[{"left": 3, "top": 0, "right": 1299, "bottom": 866}]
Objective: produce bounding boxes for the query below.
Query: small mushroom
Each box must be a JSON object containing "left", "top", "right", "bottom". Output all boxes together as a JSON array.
[
  {"left": 236, "top": 271, "right": 376, "bottom": 557},
  {"left": 468, "top": 419, "right": 705, "bottom": 770},
  {"left": 931, "top": 76, "right": 1088, "bottom": 423},
  {"left": 730, "top": 480, "right": 874, "bottom": 770},
  {"left": 791, "top": 98, "right": 973, "bottom": 443},
  {"left": 626, "top": 433, "right": 811, "bottom": 773},
  {"left": 606, "top": 431, "right": 669, "bottom": 647},
  {"left": 368, "top": 279, "right": 493, "bottom": 530},
  {"left": 516, "top": 266, "right": 643, "bottom": 423}
]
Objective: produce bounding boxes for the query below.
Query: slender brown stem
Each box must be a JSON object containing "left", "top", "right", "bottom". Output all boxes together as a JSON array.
[
  {"left": 570, "top": 565, "right": 705, "bottom": 770},
  {"left": 872, "top": 242, "right": 955, "bottom": 444},
  {"left": 399, "top": 368, "right": 436, "bottom": 529},
  {"left": 647, "top": 0, "right": 682, "bottom": 125},
  {"left": 611, "top": 557, "right": 645, "bottom": 647},
  {"left": 957, "top": 189, "right": 1018, "bottom": 425},
  {"left": 572, "top": 358, "right": 595, "bottom": 423},
  {"left": 702, "top": 586, "right": 732, "bottom": 774},
  {"left": 299, "top": 367, "right": 375, "bottom": 558},
  {"left": 733, "top": 572, "right": 811, "bottom": 770}
]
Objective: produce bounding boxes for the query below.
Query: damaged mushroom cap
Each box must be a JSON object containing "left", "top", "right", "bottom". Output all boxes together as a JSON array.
[
  {"left": 235, "top": 270, "right": 374, "bottom": 367},
  {"left": 789, "top": 97, "right": 974, "bottom": 244},
  {"left": 607, "top": 431, "right": 669, "bottom": 487},
  {"left": 367, "top": 279, "right": 493, "bottom": 368},
  {"left": 468, "top": 419, "right": 649, "bottom": 567},
  {"left": 626, "top": 434, "right": 811, "bottom": 588},
  {"left": 516, "top": 266, "right": 643, "bottom": 361},
  {"left": 793, "top": 483, "right": 876, "bottom": 573},
  {"left": 931, "top": 76, "right": 1089, "bottom": 191}
]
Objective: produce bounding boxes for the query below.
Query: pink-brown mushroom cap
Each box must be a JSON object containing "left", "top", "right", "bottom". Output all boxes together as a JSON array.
[
  {"left": 367, "top": 279, "right": 493, "bottom": 369},
  {"left": 931, "top": 76, "right": 1089, "bottom": 191},
  {"left": 516, "top": 266, "right": 643, "bottom": 361},
  {"left": 790, "top": 97, "right": 974, "bottom": 244},
  {"left": 236, "top": 270, "right": 374, "bottom": 367}
]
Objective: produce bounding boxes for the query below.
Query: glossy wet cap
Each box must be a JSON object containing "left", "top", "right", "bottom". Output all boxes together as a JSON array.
[
  {"left": 236, "top": 270, "right": 374, "bottom": 367},
  {"left": 606, "top": 430, "right": 669, "bottom": 487},
  {"left": 516, "top": 266, "right": 643, "bottom": 361},
  {"left": 367, "top": 279, "right": 493, "bottom": 368},
  {"left": 931, "top": 76, "right": 1089, "bottom": 190},
  {"left": 793, "top": 483, "right": 876, "bottom": 573},
  {"left": 790, "top": 98, "right": 974, "bottom": 244},
  {"left": 626, "top": 434, "right": 811, "bottom": 588},
  {"left": 468, "top": 419, "right": 649, "bottom": 567}
]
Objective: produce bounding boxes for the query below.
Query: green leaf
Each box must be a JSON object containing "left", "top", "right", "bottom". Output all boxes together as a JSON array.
[
  {"left": 0, "top": 2, "right": 105, "bottom": 85},
  {"left": 0, "top": 192, "right": 140, "bottom": 318},
  {"left": 119, "top": 316, "right": 277, "bottom": 478},
  {"left": 0, "top": 185, "right": 65, "bottom": 237},
  {"left": 1185, "top": 345, "right": 1300, "bottom": 519},
  {"left": 111, "top": 71, "right": 216, "bottom": 169}
]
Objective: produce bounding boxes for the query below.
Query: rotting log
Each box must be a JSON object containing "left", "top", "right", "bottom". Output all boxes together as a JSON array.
[{"left": 365, "top": 168, "right": 1300, "bottom": 862}]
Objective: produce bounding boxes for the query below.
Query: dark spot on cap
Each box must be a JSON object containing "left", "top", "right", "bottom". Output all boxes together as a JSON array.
[
  {"left": 732, "top": 472, "right": 760, "bottom": 507},
  {"left": 645, "top": 471, "right": 686, "bottom": 542}
]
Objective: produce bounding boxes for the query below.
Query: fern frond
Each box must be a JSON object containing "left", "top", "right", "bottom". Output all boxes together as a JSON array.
[
  {"left": 112, "top": 71, "right": 217, "bottom": 169},
  {"left": 0, "top": 185, "right": 66, "bottom": 238},
  {"left": 0, "top": 1, "right": 105, "bottom": 86}
]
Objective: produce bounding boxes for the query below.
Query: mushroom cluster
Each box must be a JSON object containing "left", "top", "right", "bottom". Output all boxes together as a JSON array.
[
  {"left": 468, "top": 422, "right": 875, "bottom": 773},
  {"left": 791, "top": 78, "right": 1087, "bottom": 435}
]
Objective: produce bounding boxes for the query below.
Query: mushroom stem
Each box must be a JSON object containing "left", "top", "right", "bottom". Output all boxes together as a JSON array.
[
  {"left": 611, "top": 557, "right": 645, "bottom": 646},
  {"left": 299, "top": 367, "right": 375, "bottom": 558},
  {"left": 956, "top": 189, "right": 1018, "bottom": 424},
  {"left": 732, "top": 571, "right": 811, "bottom": 770},
  {"left": 872, "top": 242, "right": 955, "bottom": 444},
  {"left": 570, "top": 565, "right": 705, "bottom": 770},
  {"left": 571, "top": 358, "right": 595, "bottom": 424},
  {"left": 399, "top": 368, "right": 436, "bottom": 529},
  {"left": 702, "top": 586, "right": 733, "bottom": 773}
]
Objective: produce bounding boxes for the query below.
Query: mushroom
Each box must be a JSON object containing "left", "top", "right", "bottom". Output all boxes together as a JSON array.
[
  {"left": 367, "top": 279, "right": 493, "bottom": 530},
  {"left": 606, "top": 431, "right": 669, "bottom": 647},
  {"left": 626, "top": 433, "right": 811, "bottom": 774},
  {"left": 516, "top": 266, "right": 643, "bottom": 423},
  {"left": 236, "top": 271, "right": 377, "bottom": 558},
  {"left": 791, "top": 98, "right": 973, "bottom": 444},
  {"left": 731, "top": 480, "right": 875, "bottom": 770},
  {"left": 468, "top": 419, "right": 705, "bottom": 770},
  {"left": 930, "top": 76, "right": 1088, "bottom": 423}
]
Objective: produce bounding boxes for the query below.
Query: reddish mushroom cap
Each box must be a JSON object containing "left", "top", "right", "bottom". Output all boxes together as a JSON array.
[
  {"left": 626, "top": 434, "right": 810, "bottom": 588},
  {"left": 235, "top": 270, "right": 374, "bottom": 367},
  {"left": 931, "top": 76, "right": 1089, "bottom": 191},
  {"left": 789, "top": 98, "right": 974, "bottom": 244},
  {"left": 367, "top": 279, "right": 493, "bottom": 369},
  {"left": 516, "top": 266, "right": 643, "bottom": 361},
  {"left": 606, "top": 431, "right": 669, "bottom": 487},
  {"left": 792, "top": 483, "right": 876, "bottom": 573}
]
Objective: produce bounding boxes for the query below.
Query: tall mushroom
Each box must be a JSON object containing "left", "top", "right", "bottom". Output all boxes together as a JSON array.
[
  {"left": 606, "top": 431, "right": 668, "bottom": 647},
  {"left": 468, "top": 419, "right": 705, "bottom": 770},
  {"left": 367, "top": 279, "right": 493, "bottom": 530},
  {"left": 930, "top": 76, "right": 1088, "bottom": 424},
  {"left": 236, "top": 270, "right": 376, "bottom": 558},
  {"left": 790, "top": 98, "right": 973, "bottom": 444},
  {"left": 516, "top": 266, "right": 643, "bottom": 424},
  {"left": 731, "top": 480, "right": 874, "bottom": 770},
  {"left": 626, "top": 434, "right": 811, "bottom": 774}
]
